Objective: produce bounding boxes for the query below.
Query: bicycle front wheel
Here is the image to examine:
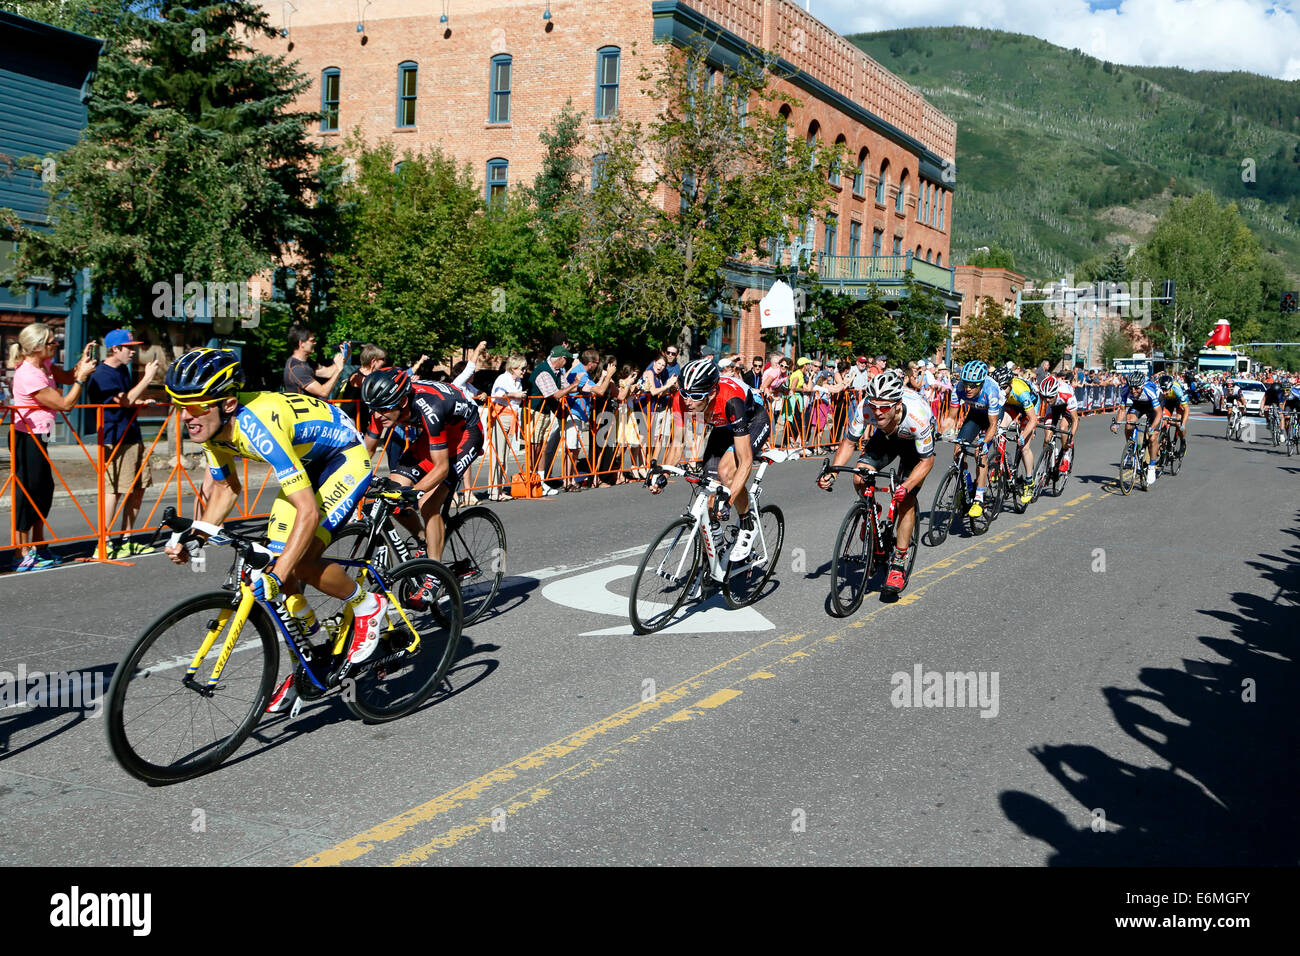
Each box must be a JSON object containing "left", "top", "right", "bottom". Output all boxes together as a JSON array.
[
  {"left": 442, "top": 506, "right": 506, "bottom": 627},
  {"left": 344, "top": 558, "right": 463, "bottom": 723},
  {"left": 724, "top": 504, "right": 784, "bottom": 609},
  {"left": 986, "top": 457, "right": 1008, "bottom": 518},
  {"left": 105, "top": 592, "right": 278, "bottom": 785},
  {"left": 1166, "top": 435, "right": 1181, "bottom": 476},
  {"left": 1118, "top": 445, "right": 1137, "bottom": 495},
  {"left": 925, "top": 469, "right": 959, "bottom": 546},
  {"left": 1009, "top": 452, "right": 1030, "bottom": 514},
  {"left": 829, "top": 502, "right": 873, "bottom": 617},
  {"left": 630, "top": 517, "right": 701, "bottom": 634}
]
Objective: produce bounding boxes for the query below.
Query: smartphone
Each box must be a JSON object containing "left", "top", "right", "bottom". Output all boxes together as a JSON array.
[
  {"left": 341, "top": 340, "right": 352, "bottom": 363},
  {"left": 83, "top": 339, "right": 97, "bottom": 360}
]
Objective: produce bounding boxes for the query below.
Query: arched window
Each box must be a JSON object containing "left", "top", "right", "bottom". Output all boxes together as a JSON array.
[
  {"left": 486, "top": 157, "right": 508, "bottom": 205},
  {"left": 896, "top": 169, "right": 909, "bottom": 214},
  {"left": 918, "top": 182, "right": 926, "bottom": 222},
  {"left": 916, "top": 244, "right": 922, "bottom": 259},
  {"left": 807, "top": 121, "right": 820, "bottom": 172},
  {"left": 489, "top": 54, "right": 511, "bottom": 123},
  {"left": 397, "top": 61, "right": 418, "bottom": 127},
  {"left": 936, "top": 252, "right": 942, "bottom": 266},
  {"left": 823, "top": 214, "right": 838, "bottom": 254},
  {"left": 830, "top": 134, "right": 846, "bottom": 187},
  {"left": 596, "top": 46, "right": 620, "bottom": 118},
  {"left": 876, "top": 159, "right": 889, "bottom": 204},
  {"left": 321, "top": 68, "right": 340, "bottom": 131},
  {"left": 926, "top": 248, "right": 933, "bottom": 262},
  {"left": 591, "top": 152, "right": 609, "bottom": 190},
  {"left": 853, "top": 148, "right": 867, "bottom": 196}
]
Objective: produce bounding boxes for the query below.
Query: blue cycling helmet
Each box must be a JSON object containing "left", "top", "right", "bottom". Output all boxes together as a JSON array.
[{"left": 960, "top": 360, "right": 988, "bottom": 384}]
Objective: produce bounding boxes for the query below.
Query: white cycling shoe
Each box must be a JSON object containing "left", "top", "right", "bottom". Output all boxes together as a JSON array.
[{"left": 728, "top": 524, "right": 756, "bottom": 564}]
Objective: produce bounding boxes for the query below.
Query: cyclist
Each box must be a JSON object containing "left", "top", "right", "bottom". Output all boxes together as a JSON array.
[
  {"left": 816, "top": 370, "right": 935, "bottom": 595},
  {"left": 161, "top": 348, "right": 386, "bottom": 713},
  {"left": 1038, "top": 374, "right": 1079, "bottom": 474},
  {"left": 1112, "top": 369, "right": 1163, "bottom": 487},
  {"left": 673, "top": 358, "right": 770, "bottom": 564},
  {"left": 1262, "top": 375, "right": 1284, "bottom": 436},
  {"left": 361, "top": 368, "right": 484, "bottom": 577},
  {"left": 1156, "top": 373, "right": 1190, "bottom": 450},
  {"left": 1283, "top": 377, "right": 1300, "bottom": 439},
  {"left": 991, "top": 365, "right": 1039, "bottom": 505},
  {"left": 953, "top": 360, "right": 1003, "bottom": 520}
]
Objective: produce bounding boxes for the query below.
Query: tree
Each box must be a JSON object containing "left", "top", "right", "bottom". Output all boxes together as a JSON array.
[
  {"left": 895, "top": 273, "right": 947, "bottom": 362},
  {"left": 324, "top": 139, "right": 488, "bottom": 362},
  {"left": 1129, "top": 192, "right": 1264, "bottom": 354},
  {"left": 966, "top": 244, "right": 1015, "bottom": 270},
  {"left": 576, "top": 40, "right": 839, "bottom": 351},
  {"left": 953, "top": 299, "right": 1007, "bottom": 364},
  {"left": 1005, "top": 300, "right": 1070, "bottom": 368},
  {"left": 1099, "top": 322, "right": 1131, "bottom": 369},
  {"left": 1, "top": 1, "right": 320, "bottom": 332}
]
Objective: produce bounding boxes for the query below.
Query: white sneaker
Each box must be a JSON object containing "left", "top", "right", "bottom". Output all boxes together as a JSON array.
[
  {"left": 542, "top": 486, "right": 560, "bottom": 497},
  {"left": 1146, "top": 466, "right": 1157, "bottom": 485},
  {"left": 728, "top": 522, "right": 756, "bottom": 563},
  {"left": 347, "top": 595, "right": 390, "bottom": 664}
]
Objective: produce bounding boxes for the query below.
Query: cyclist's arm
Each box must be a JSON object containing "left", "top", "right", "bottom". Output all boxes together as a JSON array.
[{"left": 905, "top": 454, "right": 935, "bottom": 494}]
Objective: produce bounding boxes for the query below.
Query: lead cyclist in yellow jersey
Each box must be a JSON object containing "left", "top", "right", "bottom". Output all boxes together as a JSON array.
[
  {"left": 991, "top": 366, "right": 1040, "bottom": 505},
  {"left": 161, "top": 349, "right": 391, "bottom": 712}
]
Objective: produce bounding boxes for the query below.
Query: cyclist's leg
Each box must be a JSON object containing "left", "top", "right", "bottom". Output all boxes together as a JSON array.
[{"left": 386, "top": 467, "right": 427, "bottom": 542}]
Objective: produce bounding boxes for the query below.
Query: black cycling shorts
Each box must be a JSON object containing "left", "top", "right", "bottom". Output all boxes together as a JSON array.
[
  {"left": 857, "top": 429, "right": 927, "bottom": 483},
  {"left": 701, "top": 417, "right": 770, "bottom": 479}
]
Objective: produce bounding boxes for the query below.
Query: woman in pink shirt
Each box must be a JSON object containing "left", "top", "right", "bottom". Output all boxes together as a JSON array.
[{"left": 10, "top": 322, "right": 98, "bottom": 571}]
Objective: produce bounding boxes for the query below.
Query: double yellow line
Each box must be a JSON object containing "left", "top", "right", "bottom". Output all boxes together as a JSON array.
[{"left": 298, "top": 492, "right": 1098, "bottom": 866}]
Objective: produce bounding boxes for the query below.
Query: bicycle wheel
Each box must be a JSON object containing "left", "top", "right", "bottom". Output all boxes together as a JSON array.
[
  {"left": 1166, "top": 434, "right": 1181, "bottom": 476},
  {"left": 105, "top": 592, "right": 278, "bottom": 785},
  {"left": 924, "top": 469, "right": 959, "bottom": 547},
  {"left": 1118, "top": 445, "right": 1137, "bottom": 495},
  {"left": 1009, "top": 451, "right": 1031, "bottom": 514},
  {"left": 630, "top": 517, "right": 701, "bottom": 634},
  {"left": 829, "top": 502, "right": 873, "bottom": 617},
  {"left": 986, "top": 456, "right": 1007, "bottom": 518},
  {"left": 344, "top": 558, "right": 463, "bottom": 723},
  {"left": 317, "top": 522, "right": 389, "bottom": 634},
  {"left": 441, "top": 506, "right": 505, "bottom": 627},
  {"left": 724, "top": 504, "right": 784, "bottom": 608}
]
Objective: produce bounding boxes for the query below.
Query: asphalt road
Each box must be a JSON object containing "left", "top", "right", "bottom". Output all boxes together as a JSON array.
[{"left": 1, "top": 409, "right": 1296, "bottom": 866}]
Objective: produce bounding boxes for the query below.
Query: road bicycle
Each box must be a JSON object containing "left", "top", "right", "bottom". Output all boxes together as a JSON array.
[
  {"left": 1226, "top": 404, "right": 1244, "bottom": 441},
  {"left": 1118, "top": 416, "right": 1154, "bottom": 495},
  {"left": 924, "top": 439, "right": 988, "bottom": 545},
  {"left": 1031, "top": 423, "right": 1075, "bottom": 499},
  {"left": 986, "top": 424, "right": 1032, "bottom": 516},
  {"left": 821, "top": 462, "right": 920, "bottom": 616},
  {"left": 1266, "top": 405, "right": 1282, "bottom": 447},
  {"left": 324, "top": 476, "right": 505, "bottom": 627},
  {"left": 1157, "top": 418, "right": 1185, "bottom": 477},
  {"left": 628, "top": 451, "right": 788, "bottom": 634},
  {"left": 105, "top": 508, "right": 462, "bottom": 785},
  {"left": 1287, "top": 414, "right": 1300, "bottom": 457}
]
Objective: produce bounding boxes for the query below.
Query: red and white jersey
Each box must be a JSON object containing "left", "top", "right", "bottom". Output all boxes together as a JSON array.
[
  {"left": 1044, "top": 381, "right": 1078, "bottom": 413},
  {"left": 847, "top": 388, "right": 935, "bottom": 455}
]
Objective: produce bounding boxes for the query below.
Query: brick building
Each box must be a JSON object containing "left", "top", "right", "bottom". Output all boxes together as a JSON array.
[{"left": 250, "top": 0, "right": 959, "bottom": 359}]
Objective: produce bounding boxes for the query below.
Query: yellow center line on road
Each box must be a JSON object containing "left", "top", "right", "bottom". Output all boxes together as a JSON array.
[{"left": 299, "top": 490, "right": 1103, "bottom": 867}]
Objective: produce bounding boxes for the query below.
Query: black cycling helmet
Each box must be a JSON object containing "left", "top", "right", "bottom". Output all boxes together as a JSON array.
[
  {"left": 165, "top": 348, "right": 244, "bottom": 404},
  {"left": 991, "top": 365, "right": 1013, "bottom": 389},
  {"left": 1127, "top": 370, "right": 1147, "bottom": 388},
  {"left": 679, "top": 358, "right": 720, "bottom": 398},
  {"left": 1157, "top": 374, "right": 1173, "bottom": 390},
  {"left": 361, "top": 367, "right": 412, "bottom": 411}
]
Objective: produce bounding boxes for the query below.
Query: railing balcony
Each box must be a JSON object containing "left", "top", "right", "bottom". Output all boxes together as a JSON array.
[{"left": 816, "top": 253, "right": 953, "bottom": 292}]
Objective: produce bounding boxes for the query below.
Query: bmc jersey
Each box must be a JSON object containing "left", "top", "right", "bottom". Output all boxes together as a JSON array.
[
  {"left": 1124, "top": 382, "right": 1161, "bottom": 407},
  {"left": 847, "top": 389, "right": 935, "bottom": 458},
  {"left": 204, "top": 391, "right": 363, "bottom": 495},
  {"left": 707, "top": 378, "right": 762, "bottom": 434},
  {"left": 960, "top": 376, "right": 1005, "bottom": 418},
  {"left": 1002, "top": 376, "right": 1038, "bottom": 413},
  {"left": 368, "top": 379, "right": 480, "bottom": 451}
]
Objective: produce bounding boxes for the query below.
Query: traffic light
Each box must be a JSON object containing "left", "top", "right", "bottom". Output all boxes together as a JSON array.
[
  {"left": 1282, "top": 291, "right": 1298, "bottom": 313},
  {"left": 1161, "top": 280, "right": 1175, "bottom": 306}
]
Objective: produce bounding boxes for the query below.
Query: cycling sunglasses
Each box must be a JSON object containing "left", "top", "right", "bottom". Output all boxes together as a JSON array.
[{"left": 682, "top": 389, "right": 711, "bottom": 401}]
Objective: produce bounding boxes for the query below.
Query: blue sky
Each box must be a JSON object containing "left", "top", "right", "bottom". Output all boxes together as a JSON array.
[{"left": 807, "top": 0, "right": 1300, "bottom": 80}]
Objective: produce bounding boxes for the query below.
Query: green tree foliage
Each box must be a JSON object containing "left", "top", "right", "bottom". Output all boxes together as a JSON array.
[
  {"left": 1005, "top": 299, "right": 1070, "bottom": 367},
  {"left": 0, "top": 1, "right": 318, "bottom": 331},
  {"left": 894, "top": 273, "right": 948, "bottom": 361},
  {"left": 1130, "top": 192, "right": 1264, "bottom": 353},
  {"left": 966, "top": 244, "right": 1015, "bottom": 270},
  {"left": 323, "top": 139, "right": 488, "bottom": 362},
  {"left": 1099, "top": 322, "right": 1132, "bottom": 369},
  {"left": 953, "top": 299, "right": 1006, "bottom": 364},
  {"left": 577, "top": 41, "right": 838, "bottom": 350}
]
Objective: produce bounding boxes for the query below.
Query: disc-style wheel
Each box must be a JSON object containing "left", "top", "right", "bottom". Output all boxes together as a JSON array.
[
  {"left": 629, "top": 517, "right": 700, "bottom": 634},
  {"left": 724, "top": 504, "right": 784, "bottom": 609},
  {"left": 106, "top": 592, "right": 278, "bottom": 785}
]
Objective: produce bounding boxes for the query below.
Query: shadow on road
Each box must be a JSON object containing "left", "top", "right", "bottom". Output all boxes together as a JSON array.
[
  {"left": 0, "top": 662, "right": 115, "bottom": 763},
  {"left": 1000, "top": 518, "right": 1300, "bottom": 864}
]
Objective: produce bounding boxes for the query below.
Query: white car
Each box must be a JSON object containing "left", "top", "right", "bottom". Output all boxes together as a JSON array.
[{"left": 1232, "top": 380, "right": 1265, "bottom": 415}]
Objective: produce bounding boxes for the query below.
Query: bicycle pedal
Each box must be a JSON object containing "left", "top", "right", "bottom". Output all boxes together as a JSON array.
[{"left": 289, "top": 696, "right": 304, "bottom": 719}]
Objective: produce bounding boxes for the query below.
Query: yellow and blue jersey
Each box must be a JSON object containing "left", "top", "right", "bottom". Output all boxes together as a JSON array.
[{"left": 1002, "top": 376, "right": 1038, "bottom": 413}]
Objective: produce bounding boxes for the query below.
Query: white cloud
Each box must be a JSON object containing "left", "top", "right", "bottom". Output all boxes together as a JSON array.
[{"left": 803, "top": 0, "right": 1300, "bottom": 80}]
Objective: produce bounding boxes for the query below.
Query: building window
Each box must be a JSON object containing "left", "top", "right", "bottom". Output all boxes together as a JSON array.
[
  {"left": 680, "top": 170, "right": 697, "bottom": 214},
  {"left": 321, "top": 68, "right": 340, "bottom": 131},
  {"left": 896, "top": 170, "right": 908, "bottom": 214},
  {"left": 872, "top": 229, "right": 882, "bottom": 257},
  {"left": 876, "top": 160, "right": 889, "bottom": 204},
  {"left": 892, "top": 235, "right": 901, "bottom": 255},
  {"left": 936, "top": 252, "right": 942, "bottom": 266},
  {"left": 853, "top": 149, "right": 866, "bottom": 196},
  {"left": 823, "top": 215, "right": 838, "bottom": 255},
  {"left": 591, "top": 153, "right": 609, "bottom": 189},
  {"left": 926, "top": 248, "right": 932, "bottom": 262},
  {"left": 486, "top": 158, "right": 508, "bottom": 205},
  {"left": 939, "top": 191, "right": 946, "bottom": 231},
  {"left": 489, "top": 54, "right": 511, "bottom": 124},
  {"left": 918, "top": 183, "right": 925, "bottom": 222},
  {"left": 596, "top": 47, "right": 620, "bottom": 119},
  {"left": 830, "top": 135, "right": 846, "bottom": 187},
  {"left": 397, "top": 62, "right": 417, "bottom": 127},
  {"left": 849, "top": 221, "right": 861, "bottom": 258}
]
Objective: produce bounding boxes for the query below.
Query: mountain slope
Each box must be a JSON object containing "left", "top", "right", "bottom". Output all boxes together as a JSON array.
[{"left": 848, "top": 27, "right": 1300, "bottom": 281}]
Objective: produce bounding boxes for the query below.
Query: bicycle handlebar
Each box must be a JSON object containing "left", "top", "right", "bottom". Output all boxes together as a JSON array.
[
  {"left": 646, "top": 459, "right": 728, "bottom": 496},
  {"left": 156, "top": 507, "right": 274, "bottom": 570},
  {"left": 363, "top": 476, "right": 422, "bottom": 505},
  {"left": 818, "top": 459, "right": 900, "bottom": 486}
]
